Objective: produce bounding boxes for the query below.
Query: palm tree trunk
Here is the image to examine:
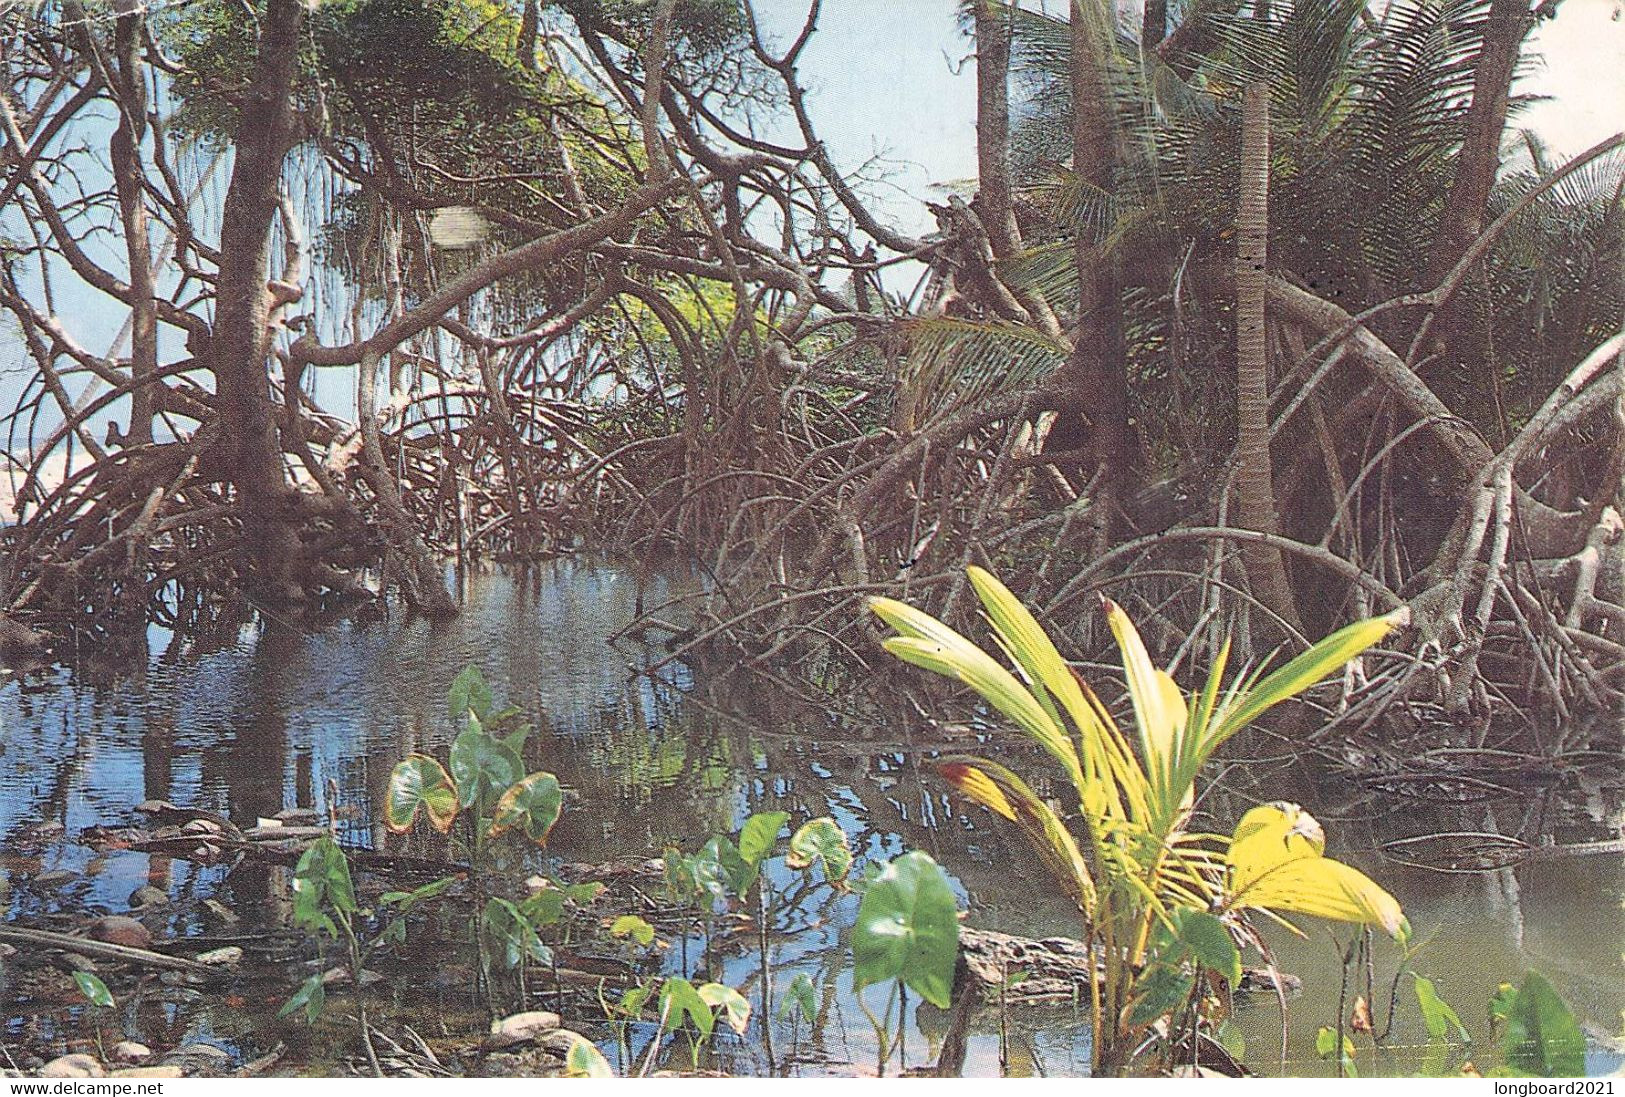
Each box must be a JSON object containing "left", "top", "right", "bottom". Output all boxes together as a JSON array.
[
  {"left": 974, "top": 0, "right": 1022, "bottom": 261},
  {"left": 1426, "top": 0, "right": 1534, "bottom": 283},
  {"left": 1044, "top": 0, "right": 1136, "bottom": 507},
  {"left": 1142, "top": 0, "right": 1167, "bottom": 47},
  {"left": 1421, "top": 0, "right": 1535, "bottom": 381},
  {"left": 1235, "top": 82, "right": 1303, "bottom": 640}
]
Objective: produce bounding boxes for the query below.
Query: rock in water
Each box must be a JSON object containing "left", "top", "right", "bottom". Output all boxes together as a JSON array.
[
  {"left": 110, "top": 1042, "right": 152, "bottom": 1064},
  {"left": 196, "top": 946, "right": 243, "bottom": 967},
  {"left": 537, "top": 1029, "right": 592, "bottom": 1057},
  {"left": 89, "top": 915, "right": 152, "bottom": 949},
  {"left": 113, "top": 1067, "right": 183, "bottom": 1079},
  {"left": 201, "top": 899, "right": 240, "bottom": 925},
  {"left": 129, "top": 885, "right": 169, "bottom": 909},
  {"left": 41, "top": 1055, "right": 104, "bottom": 1078},
  {"left": 484, "top": 1011, "right": 562, "bottom": 1049}
]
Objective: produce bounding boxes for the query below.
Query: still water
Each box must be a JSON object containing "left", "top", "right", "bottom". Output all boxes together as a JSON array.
[{"left": 1, "top": 563, "right": 1620, "bottom": 1076}]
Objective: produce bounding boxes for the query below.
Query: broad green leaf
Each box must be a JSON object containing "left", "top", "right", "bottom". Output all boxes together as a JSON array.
[
  {"left": 487, "top": 771, "right": 564, "bottom": 845},
  {"left": 938, "top": 756, "right": 1095, "bottom": 912},
  {"left": 480, "top": 898, "right": 550, "bottom": 971},
  {"left": 1130, "top": 963, "right": 1194, "bottom": 1025},
  {"left": 610, "top": 914, "right": 656, "bottom": 947},
  {"left": 564, "top": 881, "right": 606, "bottom": 904},
  {"left": 486, "top": 705, "right": 524, "bottom": 727},
  {"left": 1414, "top": 974, "right": 1470, "bottom": 1043},
  {"left": 658, "top": 977, "right": 714, "bottom": 1038},
  {"left": 777, "top": 971, "right": 818, "bottom": 1022},
  {"left": 698, "top": 982, "right": 752, "bottom": 1036},
  {"left": 522, "top": 885, "right": 569, "bottom": 927},
  {"left": 851, "top": 850, "right": 960, "bottom": 1008},
  {"left": 499, "top": 723, "right": 531, "bottom": 758},
  {"left": 1500, "top": 972, "right": 1585, "bottom": 1077},
  {"left": 1225, "top": 803, "right": 1405, "bottom": 938},
  {"left": 695, "top": 835, "right": 754, "bottom": 897},
  {"left": 380, "top": 874, "right": 457, "bottom": 910},
  {"left": 447, "top": 664, "right": 493, "bottom": 725},
  {"left": 563, "top": 1034, "right": 614, "bottom": 1078},
  {"left": 1316, "top": 1025, "right": 1358, "bottom": 1075},
  {"left": 786, "top": 817, "right": 853, "bottom": 890},
  {"left": 384, "top": 754, "right": 459, "bottom": 834},
  {"left": 449, "top": 728, "right": 523, "bottom": 810},
  {"left": 1174, "top": 909, "right": 1242, "bottom": 988},
  {"left": 278, "top": 973, "right": 326, "bottom": 1023},
  {"left": 663, "top": 849, "right": 702, "bottom": 902},
  {"left": 738, "top": 811, "right": 789, "bottom": 869},
  {"left": 291, "top": 837, "right": 356, "bottom": 936},
  {"left": 73, "top": 971, "right": 113, "bottom": 1008},
  {"left": 618, "top": 983, "right": 654, "bottom": 1018}
]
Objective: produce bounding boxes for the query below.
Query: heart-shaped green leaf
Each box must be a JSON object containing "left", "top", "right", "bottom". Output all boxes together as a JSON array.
[
  {"left": 738, "top": 810, "right": 789, "bottom": 870},
  {"left": 698, "top": 982, "right": 752, "bottom": 1036},
  {"left": 776, "top": 971, "right": 819, "bottom": 1022},
  {"left": 786, "top": 817, "right": 852, "bottom": 890},
  {"left": 694, "top": 835, "right": 753, "bottom": 899},
  {"left": 385, "top": 754, "right": 459, "bottom": 833},
  {"left": 658, "top": 977, "right": 714, "bottom": 1038},
  {"left": 1500, "top": 972, "right": 1585, "bottom": 1077},
  {"left": 73, "top": 971, "right": 113, "bottom": 1009},
  {"left": 610, "top": 914, "right": 656, "bottom": 947},
  {"left": 486, "top": 771, "right": 563, "bottom": 845},
  {"left": 447, "top": 664, "right": 493, "bottom": 726},
  {"left": 1413, "top": 974, "right": 1469, "bottom": 1043},
  {"left": 480, "top": 897, "right": 550, "bottom": 972},
  {"left": 278, "top": 973, "right": 326, "bottom": 1023},
  {"left": 851, "top": 850, "right": 960, "bottom": 1008},
  {"left": 450, "top": 728, "right": 523, "bottom": 810},
  {"left": 563, "top": 1034, "right": 614, "bottom": 1078}
]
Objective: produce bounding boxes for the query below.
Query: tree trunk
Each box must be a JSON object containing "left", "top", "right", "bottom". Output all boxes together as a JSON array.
[
  {"left": 1425, "top": 0, "right": 1534, "bottom": 283},
  {"left": 1045, "top": 0, "right": 1135, "bottom": 504},
  {"left": 209, "top": 0, "right": 308, "bottom": 604},
  {"left": 1235, "top": 82, "right": 1303, "bottom": 639},
  {"left": 1142, "top": 0, "right": 1167, "bottom": 47},
  {"left": 974, "top": 0, "right": 1021, "bottom": 261},
  {"left": 110, "top": 0, "right": 156, "bottom": 445}
]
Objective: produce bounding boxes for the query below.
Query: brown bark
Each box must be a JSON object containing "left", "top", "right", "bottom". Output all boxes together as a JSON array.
[
  {"left": 1045, "top": 0, "right": 1135, "bottom": 496},
  {"left": 1142, "top": 0, "right": 1167, "bottom": 47},
  {"left": 109, "top": 0, "right": 156, "bottom": 445},
  {"left": 973, "top": 0, "right": 1021, "bottom": 260},
  {"left": 1421, "top": 0, "right": 1537, "bottom": 374},
  {"left": 1425, "top": 0, "right": 1537, "bottom": 283},
  {"left": 1234, "top": 83, "right": 1303, "bottom": 637},
  {"left": 208, "top": 0, "right": 308, "bottom": 603}
]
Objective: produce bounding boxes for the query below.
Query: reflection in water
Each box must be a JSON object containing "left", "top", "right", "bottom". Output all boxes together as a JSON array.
[{"left": 0, "top": 562, "right": 1620, "bottom": 1076}]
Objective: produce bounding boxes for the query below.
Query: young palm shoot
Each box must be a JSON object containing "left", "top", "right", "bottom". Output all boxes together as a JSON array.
[{"left": 870, "top": 566, "right": 1409, "bottom": 1074}]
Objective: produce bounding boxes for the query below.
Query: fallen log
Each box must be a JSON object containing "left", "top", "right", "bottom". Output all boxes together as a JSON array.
[{"left": 0, "top": 925, "right": 217, "bottom": 975}]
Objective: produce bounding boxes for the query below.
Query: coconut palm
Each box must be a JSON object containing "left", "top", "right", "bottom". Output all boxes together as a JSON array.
[{"left": 870, "top": 567, "right": 1407, "bottom": 1074}]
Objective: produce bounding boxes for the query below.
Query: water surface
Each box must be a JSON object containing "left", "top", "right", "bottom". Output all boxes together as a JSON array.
[{"left": 1, "top": 563, "right": 1619, "bottom": 1076}]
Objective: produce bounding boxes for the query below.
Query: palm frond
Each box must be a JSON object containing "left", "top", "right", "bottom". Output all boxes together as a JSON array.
[{"left": 898, "top": 316, "right": 1068, "bottom": 424}]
